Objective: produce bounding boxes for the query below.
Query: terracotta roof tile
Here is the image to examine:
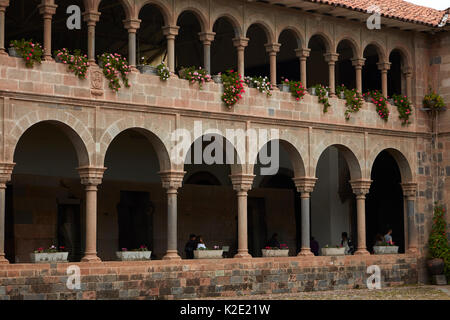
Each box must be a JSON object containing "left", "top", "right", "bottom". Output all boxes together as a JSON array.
[{"left": 302, "top": 0, "right": 448, "bottom": 27}]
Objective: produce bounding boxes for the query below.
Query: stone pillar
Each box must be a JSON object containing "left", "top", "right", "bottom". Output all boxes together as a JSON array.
[
  {"left": 351, "top": 58, "right": 365, "bottom": 93},
  {"left": 265, "top": 43, "right": 281, "bottom": 88},
  {"left": 162, "top": 26, "right": 179, "bottom": 74},
  {"left": 199, "top": 32, "right": 215, "bottom": 74},
  {"left": 402, "top": 66, "right": 413, "bottom": 99},
  {"left": 38, "top": 0, "right": 57, "bottom": 61},
  {"left": 324, "top": 53, "right": 339, "bottom": 97},
  {"left": 402, "top": 182, "right": 418, "bottom": 254},
  {"left": 293, "top": 177, "right": 317, "bottom": 256},
  {"left": 295, "top": 48, "right": 310, "bottom": 87},
  {"left": 0, "top": 163, "right": 14, "bottom": 264},
  {"left": 124, "top": 19, "right": 141, "bottom": 70},
  {"left": 377, "top": 62, "right": 391, "bottom": 98},
  {"left": 160, "top": 171, "right": 185, "bottom": 260},
  {"left": 83, "top": 12, "right": 101, "bottom": 63},
  {"left": 350, "top": 179, "right": 372, "bottom": 255},
  {"left": 232, "top": 37, "right": 249, "bottom": 78},
  {"left": 78, "top": 166, "right": 106, "bottom": 262},
  {"left": 0, "top": 1, "right": 9, "bottom": 55},
  {"left": 230, "top": 174, "right": 254, "bottom": 258}
]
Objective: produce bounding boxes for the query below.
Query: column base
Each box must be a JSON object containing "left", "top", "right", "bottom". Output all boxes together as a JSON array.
[
  {"left": 170, "top": 73, "right": 179, "bottom": 79},
  {"left": 0, "top": 254, "right": 9, "bottom": 264},
  {"left": 234, "top": 250, "right": 252, "bottom": 259},
  {"left": 354, "top": 249, "right": 370, "bottom": 256},
  {"left": 406, "top": 248, "right": 418, "bottom": 254},
  {"left": 0, "top": 49, "right": 7, "bottom": 56},
  {"left": 162, "top": 251, "right": 181, "bottom": 260},
  {"left": 43, "top": 56, "right": 54, "bottom": 62},
  {"left": 81, "top": 253, "right": 101, "bottom": 263},
  {"left": 130, "top": 66, "right": 139, "bottom": 73},
  {"left": 297, "top": 249, "right": 314, "bottom": 257},
  {"left": 271, "top": 86, "right": 279, "bottom": 91}
]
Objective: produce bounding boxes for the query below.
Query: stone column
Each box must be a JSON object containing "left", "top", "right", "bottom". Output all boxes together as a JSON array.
[
  {"left": 160, "top": 171, "right": 185, "bottom": 260},
  {"left": 265, "top": 43, "right": 281, "bottom": 88},
  {"left": 83, "top": 11, "right": 101, "bottom": 63},
  {"left": 402, "top": 66, "right": 413, "bottom": 99},
  {"left": 232, "top": 37, "right": 249, "bottom": 78},
  {"left": 293, "top": 177, "right": 317, "bottom": 256},
  {"left": 351, "top": 58, "right": 365, "bottom": 93},
  {"left": 38, "top": 0, "right": 58, "bottom": 61},
  {"left": 78, "top": 166, "right": 106, "bottom": 262},
  {"left": 295, "top": 48, "right": 310, "bottom": 87},
  {"left": 324, "top": 53, "right": 339, "bottom": 97},
  {"left": 230, "top": 174, "right": 254, "bottom": 258},
  {"left": 377, "top": 62, "right": 391, "bottom": 98},
  {"left": 0, "top": 1, "right": 9, "bottom": 55},
  {"left": 402, "top": 182, "right": 418, "bottom": 254},
  {"left": 350, "top": 179, "right": 372, "bottom": 255},
  {"left": 0, "top": 163, "right": 14, "bottom": 264},
  {"left": 199, "top": 32, "right": 215, "bottom": 74},
  {"left": 124, "top": 19, "right": 141, "bottom": 70},
  {"left": 162, "top": 26, "right": 179, "bottom": 74}
]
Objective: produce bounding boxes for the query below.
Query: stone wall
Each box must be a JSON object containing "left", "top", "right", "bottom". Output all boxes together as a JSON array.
[{"left": 0, "top": 255, "right": 418, "bottom": 300}]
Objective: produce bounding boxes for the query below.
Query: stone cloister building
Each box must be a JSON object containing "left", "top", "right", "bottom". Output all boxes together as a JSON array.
[{"left": 0, "top": 0, "right": 448, "bottom": 299}]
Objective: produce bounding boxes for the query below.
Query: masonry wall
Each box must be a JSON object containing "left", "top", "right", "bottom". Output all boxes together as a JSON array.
[{"left": 0, "top": 255, "right": 418, "bottom": 300}]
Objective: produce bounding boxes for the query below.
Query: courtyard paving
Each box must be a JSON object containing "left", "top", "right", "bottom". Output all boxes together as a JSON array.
[{"left": 193, "top": 285, "right": 450, "bottom": 300}]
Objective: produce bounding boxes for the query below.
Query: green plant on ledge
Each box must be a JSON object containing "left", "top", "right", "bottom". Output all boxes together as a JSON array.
[
  {"left": 281, "top": 78, "right": 307, "bottom": 101},
  {"left": 221, "top": 69, "right": 245, "bottom": 108},
  {"left": 428, "top": 203, "right": 450, "bottom": 282},
  {"left": 179, "top": 66, "right": 211, "bottom": 89},
  {"left": 312, "top": 84, "right": 331, "bottom": 113},
  {"left": 244, "top": 75, "right": 272, "bottom": 96},
  {"left": 423, "top": 89, "right": 446, "bottom": 111},
  {"left": 10, "top": 39, "right": 43, "bottom": 68},
  {"left": 365, "top": 90, "right": 389, "bottom": 121},
  {"left": 54, "top": 48, "right": 89, "bottom": 80},
  {"left": 344, "top": 88, "right": 364, "bottom": 120},
  {"left": 98, "top": 53, "right": 131, "bottom": 92},
  {"left": 156, "top": 62, "right": 170, "bottom": 81},
  {"left": 392, "top": 94, "right": 412, "bottom": 125}
]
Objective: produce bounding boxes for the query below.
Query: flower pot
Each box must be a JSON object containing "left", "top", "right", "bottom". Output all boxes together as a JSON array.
[
  {"left": 261, "top": 249, "right": 289, "bottom": 257},
  {"left": 194, "top": 250, "right": 223, "bottom": 259},
  {"left": 212, "top": 74, "right": 222, "bottom": 84},
  {"left": 321, "top": 247, "right": 345, "bottom": 256},
  {"left": 309, "top": 87, "right": 317, "bottom": 96},
  {"left": 339, "top": 92, "right": 345, "bottom": 99},
  {"left": 278, "top": 83, "right": 290, "bottom": 92},
  {"left": 373, "top": 246, "right": 399, "bottom": 254},
  {"left": 116, "top": 251, "right": 152, "bottom": 261},
  {"left": 178, "top": 68, "right": 187, "bottom": 79},
  {"left": 137, "top": 65, "right": 157, "bottom": 75},
  {"left": 427, "top": 258, "right": 445, "bottom": 276},
  {"left": 30, "top": 252, "right": 69, "bottom": 263},
  {"left": 8, "top": 47, "right": 21, "bottom": 58},
  {"left": 388, "top": 98, "right": 394, "bottom": 105}
]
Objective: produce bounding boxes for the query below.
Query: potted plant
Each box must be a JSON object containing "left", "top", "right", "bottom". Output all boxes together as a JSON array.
[
  {"left": 285, "top": 79, "right": 307, "bottom": 101},
  {"left": 423, "top": 90, "right": 446, "bottom": 111},
  {"left": 179, "top": 66, "right": 211, "bottom": 89},
  {"left": 373, "top": 240, "right": 399, "bottom": 254},
  {"left": 137, "top": 56, "right": 158, "bottom": 75},
  {"left": 426, "top": 204, "right": 449, "bottom": 284},
  {"left": 245, "top": 76, "right": 272, "bottom": 96},
  {"left": 392, "top": 94, "right": 412, "bottom": 125},
  {"left": 212, "top": 73, "right": 223, "bottom": 84},
  {"left": 54, "top": 48, "right": 89, "bottom": 80},
  {"left": 344, "top": 88, "right": 364, "bottom": 120},
  {"left": 156, "top": 62, "right": 170, "bottom": 81},
  {"left": 366, "top": 90, "right": 390, "bottom": 121},
  {"left": 312, "top": 84, "right": 331, "bottom": 113},
  {"left": 30, "top": 245, "right": 69, "bottom": 263},
  {"left": 336, "top": 84, "right": 346, "bottom": 99},
  {"left": 116, "top": 245, "right": 152, "bottom": 261},
  {"left": 309, "top": 86, "right": 317, "bottom": 96},
  {"left": 9, "top": 39, "right": 43, "bottom": 68},
  {"left": 261, "top": 244, "right": 289, "bottom": 257},
  {"left": 194, "top": 246, "right": 223, "bottom": 259},
  {"left": 278, "top": 78, "right": 290, "bottom": 92},
  {"left": 321, "top": 245, "right": 346, "bottom": 256},
  {"left": 98, "top": 53, "right": 131, "bottom": 92},
  {"left": 221, "top": 69, "right": 245, "bottom": 108}
]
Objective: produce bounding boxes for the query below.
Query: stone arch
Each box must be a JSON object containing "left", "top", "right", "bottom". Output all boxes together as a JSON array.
[
  {"left": 313, "top": 143, "right": 363, "bottom": 180},
  {"left": 175, "top": 7, "right": 208, "bottom": 32},
  {"left": 277, "top": 27, "right": 304, "bottom": 48},
  {"left": 307, "top": 32, "right": 333, "bottom": 53},
  {"left": 368, "top": 147, "right": 413, "bottom": 183},
  {"left": 93, "top": 0, "right": 133, "bottom": 20},
  {"left": 335, "top": 36, "right": 360, "bottom": 59},
  {"left": 363, "top": 40, "right": 387, "bottom": 63},
  {"left": 99, "top": 119, "right": 172, "bottom": 172},
  {"left": 136, "top": 0, "right": 172, "bottom": 25},
  {"left": 388, "top": 45, "right": 412, "bottom": 70},
  {"left": 245, "top": 21, "right": 275, "bottom": 44},
  {"left": 9, "top": 117, "right": 92, "bottom": 167},
  {"left": 211, "top": 13, "right": 243, "bottom": 38}
]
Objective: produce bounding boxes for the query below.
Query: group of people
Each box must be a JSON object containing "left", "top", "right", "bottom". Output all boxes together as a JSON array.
[
  {"left": 184, "top": 234, "right": 206, "bottom": 259},
  {"left": 375, "top": 229, "right": 394, "bottom": 246}
]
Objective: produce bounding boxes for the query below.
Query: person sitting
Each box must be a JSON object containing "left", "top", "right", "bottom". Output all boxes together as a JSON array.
[
  {"left": 341, "top": 232, "right": 351, "bottom": 255},
  {"left": 266, "top": 233, "right": 280, "bottom": 248},
  {"left": 384, "top": 229, "right": 393, "bottom": 244},
  {"left": 310, "top": 236, "right": 319, "bottom": 256},
  {"left": 196, "top": 235, "right": 207, "bottom": 249},
  {"left": 184, "top": 234, "right": 197, "bottom": 259}
]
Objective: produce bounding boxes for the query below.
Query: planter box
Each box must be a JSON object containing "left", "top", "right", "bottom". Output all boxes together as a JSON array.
[
  {"left": 116, "top": 251, "right": 152, "bottom": 261},
  {"left": 8, "top": 47, "right": 21, "bottom": 58},
  {"left": 373, "top": 246, "right": 399, "bottom": 254},
  {"left": 261, "top": 249, "right": 289, "bottom": 257},
  {"left": 212, "top": 74, "right": 222, "bottom": 84},
  {"left": 309, "top": 87, "right": 317, "bottom": 95},
  {"left": 194, "top": 250, "right": 223, "bottom": 259},
  {"left": 321, "top": 247, "right": 346, "bottom": 256},
  {"left": 137, "top": 65, "right": 157, "bottom": 75},
  {"left": 30, "top": 252, "right": 69, "bottom": 263},
  {"left": 278, "top": 83, "right": 290, "bottom": 92},
  {"left": 339, "top": 92, "right": 345, "bottom": 99}
]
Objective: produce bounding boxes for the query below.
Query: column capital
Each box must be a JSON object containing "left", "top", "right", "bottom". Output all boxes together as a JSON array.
[
  {"left": 232, "top": 37, "right": 249, "bottom": 49},
  {"left": 265, "top": 43, "right": 281, "bottom": 54},
  {"left": 0, "top": 162, "right": 15, "bottom": 187},
  {"left": 350, "top": 179, "right": 372, "bottom": 197},
  {"left": 162, "top": 25, "right": 180, "bottom": 38},
  {"left": 351, "top": 58, "right": 366, "bottom": 68},
  {"left": 38, "top": 2, "right": 57, "bottom": 16},
  {"left": 77, "top": 166, "right": 106, "bottom": 186},
  {"left": 377, "top": 62, "right": 391, "bottom": 71},
  {"left": 83, "top": 11, "right": 101, "bottom": 25},
  {"left": 293, "top": 177, "right": 317, "bottom": 194},
  {"left": 295, "top": 48, "right": 310, "bottom": 59},
  {"left": 230, "top": 174, "right": 255, "bottom": 192},
  {"left": 324, "top": 52, "right": 339, "bottom": 63},
  {"left": 0, "top": 0, "right": 9, "bottom": 11},
  {"left": 198, "top": 32, "right": 216, "bottom": 44},
  {"left": 123, "top": 19, "right": 141, "bottom": 33},
  {"left": 401, "top": 182, "right": 417, "bottom": 199},
  {"left": 159, "top": 171, "right": 185, "bottom": 190}
]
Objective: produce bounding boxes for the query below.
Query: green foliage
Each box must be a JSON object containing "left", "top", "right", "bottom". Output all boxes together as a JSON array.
[
  {"left": 54, "top": 48, "right": 89, "bottom": 80},
  {"left": 179, "top": 66, "right": 211, "bottom": 89},
  {"left": 245, "top": 75, "right": 272, "bottom": 96},
  {"left": 365, "top": 90, "right": 390, "bottom": 121},
  {"left": 281, "top": 78, "right": 307, "bottom": 101},
  {"left": 221, "top": 69, "right": 245, "bottom": 108},
  {"left": 312, "top": 84, "right": 331, "bottom": 113},
  {"left": 428, "top": 204, "right": 450, "bottom": 281},
  {"left": 98, "top": 53, "right": 131, "bottom": 92},
  {"left": 392, "top": 94, "right": 412, "bottom": 125},
  {"left": 423, "top": 89, "right": 446, "bottom": 110},
  {"left": 156, "top": 62, "right": 170, "bottom": 81},
  {"left": 10, "top": 39, "right": 43, "bottom": 68},
  {"left": 344, "top": 88, "right": 364, "bottom": 120}
]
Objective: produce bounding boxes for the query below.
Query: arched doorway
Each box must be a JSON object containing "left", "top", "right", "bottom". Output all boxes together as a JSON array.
[
  {"left": 307, "top": 34, "right": 329, "bottom": 87},
  {"left": 211, "top": 17, "right": 237, "bottom": 75},
  {"left": 176, "top": 11, "right": 203, "bottom": 70},
  {"left": 245, "top": 24, "right": 270, "bottom": 78}
]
